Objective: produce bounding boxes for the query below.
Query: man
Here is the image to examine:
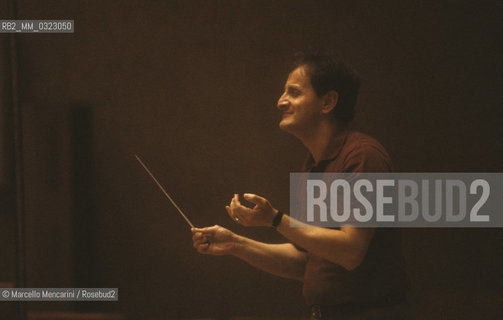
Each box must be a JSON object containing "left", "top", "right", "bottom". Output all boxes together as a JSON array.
[{"left": 192, "top": 52, "right": 409, "bottom": 319}]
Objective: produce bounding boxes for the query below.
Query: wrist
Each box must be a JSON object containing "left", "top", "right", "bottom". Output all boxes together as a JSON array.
[
  {"left": 272, "top": 209, "right": 284, "bottom": 228},
  {"left": 229, "top": 233, "right": 245, "bottom": 255}
]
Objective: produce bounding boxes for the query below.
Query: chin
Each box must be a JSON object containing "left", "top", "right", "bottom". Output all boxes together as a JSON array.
[
  {"left": 279, "top": 119, "right": 297, "bottom": 134},
  {"left": 279, "top": 119, "right": 291, "bottom": 132}
]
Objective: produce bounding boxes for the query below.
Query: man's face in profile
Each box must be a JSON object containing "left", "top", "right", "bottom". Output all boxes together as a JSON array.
[{"left": 277, "top": 66, "right": 324, "bottom": 136}]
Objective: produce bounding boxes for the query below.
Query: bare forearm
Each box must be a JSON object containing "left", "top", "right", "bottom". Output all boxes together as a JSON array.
[
  {"left": 276, "top": 215, "right": 374, "bottom": 270},
  {"left": 225, "top": 193, "right": 374, "bottom": 271},
  {"left": 230, "top": 235, "right": 306, "bottom": 281}
]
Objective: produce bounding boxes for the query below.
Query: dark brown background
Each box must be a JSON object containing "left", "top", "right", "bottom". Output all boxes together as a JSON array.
[{"left": 1, "top": 0, "right": 502, "bottom": 319}]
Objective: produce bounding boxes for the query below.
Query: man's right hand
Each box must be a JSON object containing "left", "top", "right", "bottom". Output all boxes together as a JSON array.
[{"left": 191, "top": 225, "right": 238, "bottom": 256}]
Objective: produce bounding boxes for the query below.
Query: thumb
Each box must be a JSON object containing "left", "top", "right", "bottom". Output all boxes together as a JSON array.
[
  {"left": 243, "top": 193, "right": 268, "bottom": 206},
  {"left": 194, "top": 225, "right": 219, "bottom": 235}
]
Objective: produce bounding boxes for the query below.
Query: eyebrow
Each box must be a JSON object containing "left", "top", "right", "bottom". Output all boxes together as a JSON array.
[{"left": 285, "top": 84, "right": 302, "bottom": 91}]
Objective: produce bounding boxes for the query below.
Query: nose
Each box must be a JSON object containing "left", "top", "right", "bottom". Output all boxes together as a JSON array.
[{"left": 277, "top": 92, "right": 289, "bottom": 111}]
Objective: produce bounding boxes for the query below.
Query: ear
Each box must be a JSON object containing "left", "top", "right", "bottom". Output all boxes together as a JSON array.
[{"left": 321, "top": 90, "right": 339, "bottom": 114}]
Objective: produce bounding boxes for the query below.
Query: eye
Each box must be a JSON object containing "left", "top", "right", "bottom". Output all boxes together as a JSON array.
[{"left": 288, "top": 88, "right": 301, "bottom": 97}]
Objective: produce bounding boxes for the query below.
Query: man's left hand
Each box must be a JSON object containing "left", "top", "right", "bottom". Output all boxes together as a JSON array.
[{"left": 226, "top": 193, "right": 278, "bottom": 227}]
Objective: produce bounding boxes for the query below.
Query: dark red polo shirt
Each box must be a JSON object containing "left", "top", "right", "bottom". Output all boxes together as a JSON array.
[{"left": 300, "top": 130, "right": 409, "bottom": 306}]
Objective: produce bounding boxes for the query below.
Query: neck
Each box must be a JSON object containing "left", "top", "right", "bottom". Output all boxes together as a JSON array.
[{"left": 297, "top": 120, "right": 347, "bottom": 164}]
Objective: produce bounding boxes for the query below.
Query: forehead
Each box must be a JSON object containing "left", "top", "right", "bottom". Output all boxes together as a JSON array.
[{"left": 285, "top": 66, "right": 312, "bottom": 88}]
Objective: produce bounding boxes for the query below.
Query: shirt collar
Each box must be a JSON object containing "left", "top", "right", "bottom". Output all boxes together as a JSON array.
[{"left": 303, "top": 130, "right": 349, "bottom": 171}]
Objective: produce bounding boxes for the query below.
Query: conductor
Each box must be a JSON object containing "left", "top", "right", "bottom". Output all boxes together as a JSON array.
[{"left": 192, "top": 51, "right": 409, "bottom": 320}]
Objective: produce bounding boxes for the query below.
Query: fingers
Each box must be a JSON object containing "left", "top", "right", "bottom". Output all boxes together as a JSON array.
[
  {"left": 229, "top": 197, "right": 244, "bottom": 223},
  {"left": 194, "top": 238, "right": 209, "bottom": 247},
  {"left": 192, "top": 230, "right": 211, "bottom": 254},
  {"left": 197, "top": 243, "right": 210, "bottom": 253},
  {"left": 229, "top": 193, "right": 262, "bottom": 226},
  {"left": 243, "top": 193, "right": 268, "bottom": 206},
  {"left": 195, "top": 241, "right": 210, "bottom": 254},
  {"left": 225, "top": 205, "right": 237, "bottom": 222},
  {"left": 230, "top": 194, "right": 240, "bottom": 210},
  {"left": 228, "top": 193, "right": 275, "bottom": 227},
  {"left": 192, "top": 231, "right": 207, "bottom": 242},
  {"left": 193, "top": 237, "right": 209, "bottom": 247},
  {"left": 191, "top": 225, "right": 218, "bottom": 235}
]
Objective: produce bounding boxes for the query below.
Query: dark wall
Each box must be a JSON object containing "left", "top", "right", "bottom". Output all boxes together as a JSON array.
[
  {"left": 0, "top": 0, "right": 17, "bottom": 289},
  {"left": 2, "top": 0, "right": 502, "bottom": 319}
]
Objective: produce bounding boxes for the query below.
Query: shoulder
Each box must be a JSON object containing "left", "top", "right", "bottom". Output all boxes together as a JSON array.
[{"left": 340, "top": 131, "right": 393, "bottom": 173}]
